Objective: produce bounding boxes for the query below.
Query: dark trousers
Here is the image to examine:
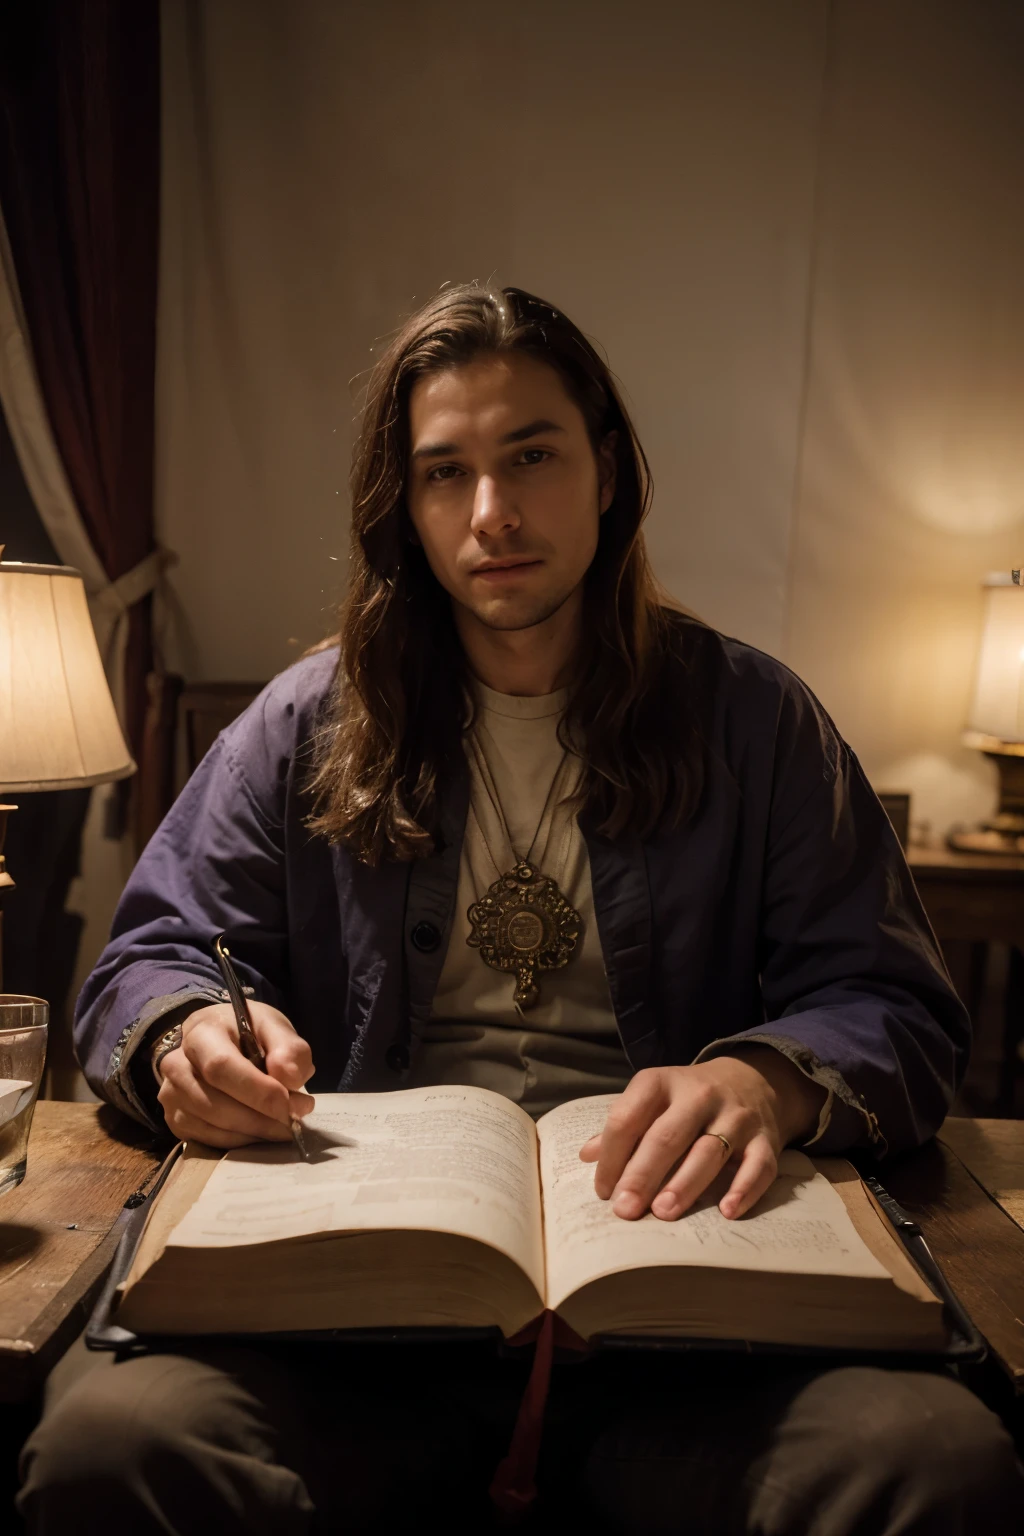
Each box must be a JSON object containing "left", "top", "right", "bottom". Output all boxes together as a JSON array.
[{"left": 18, "top": 1334, "right": 1024, "bottom": 1534}]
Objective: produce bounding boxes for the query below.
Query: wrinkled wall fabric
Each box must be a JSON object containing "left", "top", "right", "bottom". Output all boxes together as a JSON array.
[
  {"left": 157, "top": 0, "right": 1024, "bottom": 838},
  {"left": 784, "top": 0, "right": 1024, "bottom": 837}
]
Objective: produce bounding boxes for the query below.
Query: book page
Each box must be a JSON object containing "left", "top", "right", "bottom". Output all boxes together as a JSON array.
[
  {"left": 817, "top": 1160, "right": 937, "bottom": 1302},
  {"left": 166, "top": 1086, "right": 545, "bottom": 1296},
  {"left": 122, "top": 1144, "right": 222, "bottom": 1292},
  {"left": 537, "top": 1095, "right": 891, "bottom": 1312}
]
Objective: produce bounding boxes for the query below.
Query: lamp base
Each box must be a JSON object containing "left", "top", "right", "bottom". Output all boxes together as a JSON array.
[
  {"left": 947, "top": 820, "right": 1024, "bottom": 856},
  {"left": 949, "top": 743, "right": 1024, "bottom": 855}
]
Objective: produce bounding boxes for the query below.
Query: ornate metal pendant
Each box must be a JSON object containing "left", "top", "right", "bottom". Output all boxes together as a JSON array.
[{"left": 466, "top": 861, "right": 582, "bottom": 1010}]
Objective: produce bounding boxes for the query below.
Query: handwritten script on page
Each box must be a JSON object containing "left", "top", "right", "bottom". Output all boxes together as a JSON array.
[
  {"left": 168, "top": 1087, "right": 544, "bottom": 1295},
  {"left": 537, "top": 1096, "right": 891, "bottom": 1311}
]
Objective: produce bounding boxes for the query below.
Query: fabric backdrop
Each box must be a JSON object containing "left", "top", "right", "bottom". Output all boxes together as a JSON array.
[{"left": 154, "top": 0, "right": 1024, "bottom": 842}]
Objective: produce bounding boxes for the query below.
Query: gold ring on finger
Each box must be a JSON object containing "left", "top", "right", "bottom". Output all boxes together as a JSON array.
[{"left": 703, "top": 1130, "right": 732, "bottom": 1157}]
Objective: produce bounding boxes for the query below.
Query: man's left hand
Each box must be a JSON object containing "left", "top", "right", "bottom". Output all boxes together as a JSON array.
[{"left": 579, "top": 1048, "right": 827, "bottom": 1222}]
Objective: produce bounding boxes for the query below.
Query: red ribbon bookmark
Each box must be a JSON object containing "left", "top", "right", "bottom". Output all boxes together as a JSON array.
[
  {"left": 489, "top": 1309, "right": 557, "bottom": 1521},
  {"left": 491, "top": 1302, "right": 595, "bottom": 1517}
]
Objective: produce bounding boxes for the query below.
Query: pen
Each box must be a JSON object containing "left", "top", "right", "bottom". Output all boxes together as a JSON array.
[
  {"left": 860, "top": 1172, "right": 983, "bottom": 1357},
  {"left": 212, "top": 934, "right": 309, "bottom": 1161}
]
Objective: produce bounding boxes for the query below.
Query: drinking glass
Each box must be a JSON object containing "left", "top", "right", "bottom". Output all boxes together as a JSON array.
[{"left": 0, "top": 996, "right": 48, "bottom": 1195}]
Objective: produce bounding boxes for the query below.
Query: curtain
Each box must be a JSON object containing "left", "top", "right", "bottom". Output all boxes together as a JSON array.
[
  {"left": 0, "top": 0, "right": 161, "bottom": 756},
  {"left": 0, "top": 204, "right": 144, "bottom": 712}
]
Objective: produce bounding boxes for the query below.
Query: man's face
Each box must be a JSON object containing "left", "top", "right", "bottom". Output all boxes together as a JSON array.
[{"left": 405, "top": 352, "right": 616, "bottom": 638}]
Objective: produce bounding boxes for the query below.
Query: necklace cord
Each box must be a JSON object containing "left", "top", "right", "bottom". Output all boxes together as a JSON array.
[{"left": 466, "top": 730, "right": 573, "bottom": 880}]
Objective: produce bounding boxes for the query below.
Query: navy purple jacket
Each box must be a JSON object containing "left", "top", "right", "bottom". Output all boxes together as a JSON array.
[{"left": 75, "top": 625, "right": 969, "bottom": 1157}]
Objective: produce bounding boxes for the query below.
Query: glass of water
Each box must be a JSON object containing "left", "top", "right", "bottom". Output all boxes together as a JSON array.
[{"left": 0, "top": 996, "right": 48, "bottom": 1195}]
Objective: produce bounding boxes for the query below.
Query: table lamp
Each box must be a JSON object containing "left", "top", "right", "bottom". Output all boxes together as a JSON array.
[
  {"left": 0, "top": 552, "right": 135, "bottom": 988},
  {"left": 954, "top": 572, "right": 1024, "bottom": 854}
]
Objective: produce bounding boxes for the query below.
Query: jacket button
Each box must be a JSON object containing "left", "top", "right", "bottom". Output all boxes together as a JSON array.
[
  {"left": 386, "top": 1042, "right": 410, "bottom": 1073},
  {"left": 410, "top": 921, "right": 441, "bottom": 953}
]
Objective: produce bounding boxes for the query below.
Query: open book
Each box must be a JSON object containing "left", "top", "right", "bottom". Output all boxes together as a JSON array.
[{"left": 115, "top": 1086, "right": 946, "bottom": 1350}]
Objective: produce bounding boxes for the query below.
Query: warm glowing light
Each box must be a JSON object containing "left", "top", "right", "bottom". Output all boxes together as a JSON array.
[
  {"left": 967, "top": 576, "right": 1024, "bottom": 743},
  {"left": 0, "top": 561, "right": 135, "bottom": 790}
]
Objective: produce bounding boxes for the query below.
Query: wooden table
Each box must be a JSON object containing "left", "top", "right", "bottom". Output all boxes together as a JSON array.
[
  {"left": 908, "top": 846, "right": 1024, "bottom": 945},
  {"left": 1, "top": 1105, "right": 1024, "bottom": 1403},
  {"left": 889, "top": 1118, "right": 1024, "bottom": 1392},
  {"left": 909, "top": 846, "right": 1024, "bottom": 1111},
  {"left": 0, "top": 1101, "right": 162, "bottom": 1402}
]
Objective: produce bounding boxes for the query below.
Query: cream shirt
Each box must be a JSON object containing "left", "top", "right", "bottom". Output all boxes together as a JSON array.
[{"left": 407, "top": 680, "right": 632, "bottom": 1116}]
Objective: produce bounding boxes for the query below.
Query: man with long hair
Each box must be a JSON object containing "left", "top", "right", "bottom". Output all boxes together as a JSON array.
[{"left": 21, "top": 286, "right": 1022, "bottom": 1531}]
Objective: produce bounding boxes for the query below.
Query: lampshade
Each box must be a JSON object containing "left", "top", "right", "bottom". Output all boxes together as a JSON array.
[
  {"left": 0, "top": 560, "right": 135, "bottom": 791},
  {"left": 965, "top": 574, "right": 1024, "bottom": 747}
]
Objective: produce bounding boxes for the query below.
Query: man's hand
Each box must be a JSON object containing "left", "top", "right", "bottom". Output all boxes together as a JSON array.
[
  {"left": 156, "top": 1002, "right": 315, "bottom": 1149},
  {"left": 579, "top": 1048, "right": 826, "bottom": 1222}
]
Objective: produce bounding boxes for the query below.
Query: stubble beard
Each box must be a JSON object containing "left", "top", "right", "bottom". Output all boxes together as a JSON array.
[{"left": 462, "top": 582, "right": 578, "bottom": 635}]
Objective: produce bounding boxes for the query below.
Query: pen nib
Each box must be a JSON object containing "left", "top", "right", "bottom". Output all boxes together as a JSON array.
[{"left": 290, "top": 1117, "right": 310, "bottom": 1162}]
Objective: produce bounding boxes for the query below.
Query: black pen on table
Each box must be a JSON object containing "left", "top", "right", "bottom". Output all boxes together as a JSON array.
[{"left": 213, "top": 934, "right": 310, "bottom": 1161}]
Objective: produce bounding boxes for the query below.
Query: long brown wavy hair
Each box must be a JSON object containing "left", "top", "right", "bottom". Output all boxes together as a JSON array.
[{"left": 309, "top": 283, "right": 707, "bottom": 864}]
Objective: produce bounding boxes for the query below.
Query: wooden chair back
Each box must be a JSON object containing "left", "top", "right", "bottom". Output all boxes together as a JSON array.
[{"left": 135, "top": 674, "right": 264, "bottom": 849}]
